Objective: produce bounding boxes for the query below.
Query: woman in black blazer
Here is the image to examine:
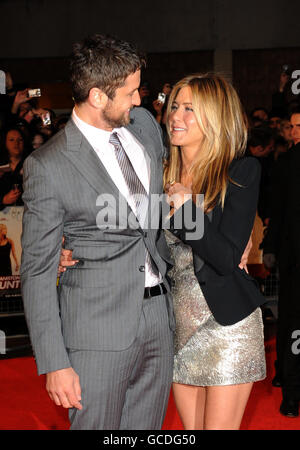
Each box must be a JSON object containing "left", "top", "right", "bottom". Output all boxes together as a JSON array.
[{"left": 164, "top": 73, "right": 266, "bottom": 429}]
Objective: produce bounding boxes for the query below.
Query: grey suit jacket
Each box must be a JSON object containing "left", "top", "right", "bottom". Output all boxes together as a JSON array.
[{"left": 21, "top": 107, "right": 174, "bottom": 375}]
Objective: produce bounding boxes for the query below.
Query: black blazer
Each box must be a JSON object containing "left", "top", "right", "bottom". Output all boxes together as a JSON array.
[
  {"left": 169, "top": 156, "right": 266, "bottom": 326},
  {"left": 263, "top": 143, "right": 300, "bottom": 269}
]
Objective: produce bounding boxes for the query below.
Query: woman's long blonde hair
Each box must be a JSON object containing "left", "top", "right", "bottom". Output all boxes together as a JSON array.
[{"left": 164, "top": 73, "right": 248, "bottom": 212}]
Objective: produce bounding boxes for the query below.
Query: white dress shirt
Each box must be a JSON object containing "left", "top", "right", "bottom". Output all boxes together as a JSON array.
[{"left": 72, "top": 109, "right": 162, "bottom": 287}]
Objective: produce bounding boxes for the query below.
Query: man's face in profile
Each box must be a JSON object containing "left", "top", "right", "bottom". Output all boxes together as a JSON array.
[
  {"left": 102, "top": 70, "right": 141, "bottom": 129},
  {"left": 291, "top": 113, "right": 300, "bottom": 145}
]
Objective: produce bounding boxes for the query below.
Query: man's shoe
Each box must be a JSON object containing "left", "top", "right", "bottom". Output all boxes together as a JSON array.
[
  {"left": 279, "top": 399, "right": 299, "bottom": 418},
  {"left": 272, "top": 375, "right": 282, "bottom": 387}
]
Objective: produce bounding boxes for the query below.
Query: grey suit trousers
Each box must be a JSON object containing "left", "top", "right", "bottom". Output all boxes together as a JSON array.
[{"left": 68, "top": 294, "right": 174, "bottom": 430}]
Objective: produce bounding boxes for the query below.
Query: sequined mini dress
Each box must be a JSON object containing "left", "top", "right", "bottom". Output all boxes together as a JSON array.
[{"left": 165, "top": 230, "right": 266, "bottom": 386}]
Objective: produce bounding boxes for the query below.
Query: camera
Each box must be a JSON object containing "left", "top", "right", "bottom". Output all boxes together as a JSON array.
[
  {"left": 28, "top": 88, "right": 41, "bottom": 98},
  {"left": 41, "top": 111, "right": 51, "bottom": 126},
  {"left": 157, "top": 92, "right": 166, "bottom": 104}
]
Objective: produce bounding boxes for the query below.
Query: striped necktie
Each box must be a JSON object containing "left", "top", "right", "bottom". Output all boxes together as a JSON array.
[
  {"left": 109, "top": 132, "right": 148, "bottom": 224},
  {"left": 109, "top": 132, "right": 159, "bottom": 278}
]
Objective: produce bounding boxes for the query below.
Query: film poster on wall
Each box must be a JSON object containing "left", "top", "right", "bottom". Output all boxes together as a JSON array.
[{"left": 0, "top": 207, "right": 23, "bottom": 300}]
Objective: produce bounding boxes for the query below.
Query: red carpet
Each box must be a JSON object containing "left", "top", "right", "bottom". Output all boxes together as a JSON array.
[{"left": 0, "top": 338, "right": 299, "bottom": 430}]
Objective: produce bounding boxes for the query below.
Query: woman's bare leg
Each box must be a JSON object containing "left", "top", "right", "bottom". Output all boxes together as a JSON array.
[
  {"left": 172, "top": 383, "right": 206, "bottom": 430},
  {"left": 204, "top": 383, "right": 253, "bottom": 430}
]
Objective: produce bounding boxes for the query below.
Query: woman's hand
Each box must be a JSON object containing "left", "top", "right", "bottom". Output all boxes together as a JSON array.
[
  {"left": 58, "top": 248, "right": 78, "bottom": 274},
  {"left": 238, "top": 235, "right": 252, "bottom": 273},
  {"left": 166, "top": 182, "right": 193, "bottom": 211}
]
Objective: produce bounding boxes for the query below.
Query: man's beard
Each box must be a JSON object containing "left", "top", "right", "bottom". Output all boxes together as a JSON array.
[{"left": 102, "top": 104, "right": 131, "bottom": 129}]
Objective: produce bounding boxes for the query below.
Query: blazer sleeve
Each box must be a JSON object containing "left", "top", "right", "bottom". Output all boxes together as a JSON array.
[
  {"left": 169, "top": 157, "right": 261, "bottom": 275},
  {"left": 20, "top": 153, "right": 71, "bottom": 375}
]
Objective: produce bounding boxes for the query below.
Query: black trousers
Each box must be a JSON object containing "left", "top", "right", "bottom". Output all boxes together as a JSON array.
[{"left": 276, "top": 265, "right": 300, "bottom": 400}]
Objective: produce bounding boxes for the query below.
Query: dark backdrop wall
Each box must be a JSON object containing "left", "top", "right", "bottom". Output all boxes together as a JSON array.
[
  {"left": 1, "top": 0, "right": 300, "bottom": 57},
  {"left": 0, "top": 51, "right": 214, "bottom": 110},
  {"left": 0, "top": 0, "right": 299, "bottom": 113},
  {"left": 233, "top": 48, "right": 300, "bottom": 114}
]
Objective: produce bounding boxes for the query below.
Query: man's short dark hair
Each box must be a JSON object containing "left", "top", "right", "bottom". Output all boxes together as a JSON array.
[
  {"left": 250, "top": 107, "right": 269, "bottom": 119},
  {"left": 70, "top": 34, "right": 146, "bottom": 104}
]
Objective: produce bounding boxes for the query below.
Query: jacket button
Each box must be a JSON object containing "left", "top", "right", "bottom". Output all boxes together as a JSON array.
[{"left": 139, "top": 265, "right": 145, "bottom": 272}]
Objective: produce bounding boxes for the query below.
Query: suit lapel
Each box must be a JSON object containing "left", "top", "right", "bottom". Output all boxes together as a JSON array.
[
  {"left": 63, "top": 119, "right": 140, "bottom": 229},
  {"left": 63, "top": 119, "right": 120, "bottom": 198}
]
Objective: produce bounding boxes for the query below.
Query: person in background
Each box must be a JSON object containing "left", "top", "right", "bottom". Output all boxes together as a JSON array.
[
  {"left": 54, "top": 115, "right": 70, "bottom": 132},
  {"left": 31, "top": 108, "right": 56, "bottom": 140},
  {"left": 269, "top": 109, "right": 283, "bottom": 133},
  {"left": 250, "top": 107, "right": 269, "bottom": 128},
  {"left": 138, "top": 80, "right": 153, "bottom": 111},
  {"left": 273, "top": 135, "right": 289, "bottom": 161},
  {"left": 247, "top": 126, "right": 275, "bottom": 225},
  {"left": 272, "top": 67, "right": 300, "bottom": 117},
  {"left": 31, "top": 132, "right": 46, "bottom": 150},
  {"left": 152, "top": 82, "right": 172, "bottom": 125},
  {"left": 11, "top": 90, "right": 34, "bottom": 119},
  {"left": 263, "top": 108, "right": 300, "bottom": 418},
  {"left": 0, "top": 127, "right": 27, "bottom": 209},
  {"left": 0, "top": 74, "right": 31, "bottom": 131},
  {"left": 152, "top": 82, "right": 172, "bottom": 146},
  {"left": 279, "top": 118, "right": 293, "bottom": 149}
]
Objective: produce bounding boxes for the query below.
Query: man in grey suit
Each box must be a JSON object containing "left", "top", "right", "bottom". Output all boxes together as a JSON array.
[{"left": 20, "top": 34, "right": 174, "bottom": 430}]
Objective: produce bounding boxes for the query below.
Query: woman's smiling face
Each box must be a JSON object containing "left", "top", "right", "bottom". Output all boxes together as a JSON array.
[{"left": 168, "top": 86, "right": 203, "bottom": 152}]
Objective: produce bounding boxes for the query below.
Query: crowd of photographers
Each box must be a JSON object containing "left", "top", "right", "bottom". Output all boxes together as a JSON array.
[{"left": 0, "top": 72, "right": 69, "bottom": 210}]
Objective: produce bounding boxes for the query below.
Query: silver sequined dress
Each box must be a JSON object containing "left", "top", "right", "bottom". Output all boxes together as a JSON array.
[{"left": 165, "top": 229, "right": 266, "bottom": 386}]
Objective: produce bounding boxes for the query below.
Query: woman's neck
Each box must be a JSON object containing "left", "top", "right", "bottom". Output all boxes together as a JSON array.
[
  {"left": 180, "top": 145, "right": 201, "bottom": 184},
  {"left": 10, "top": 156, "right": 21, "bottom": 170},
  {"left": 180, "top": 145, "right": 201, "bottom": 172}
]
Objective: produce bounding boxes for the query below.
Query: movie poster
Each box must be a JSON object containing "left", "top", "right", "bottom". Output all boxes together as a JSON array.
[{"left": 0, "top": 207, "right": 23, "bottom": 298}]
